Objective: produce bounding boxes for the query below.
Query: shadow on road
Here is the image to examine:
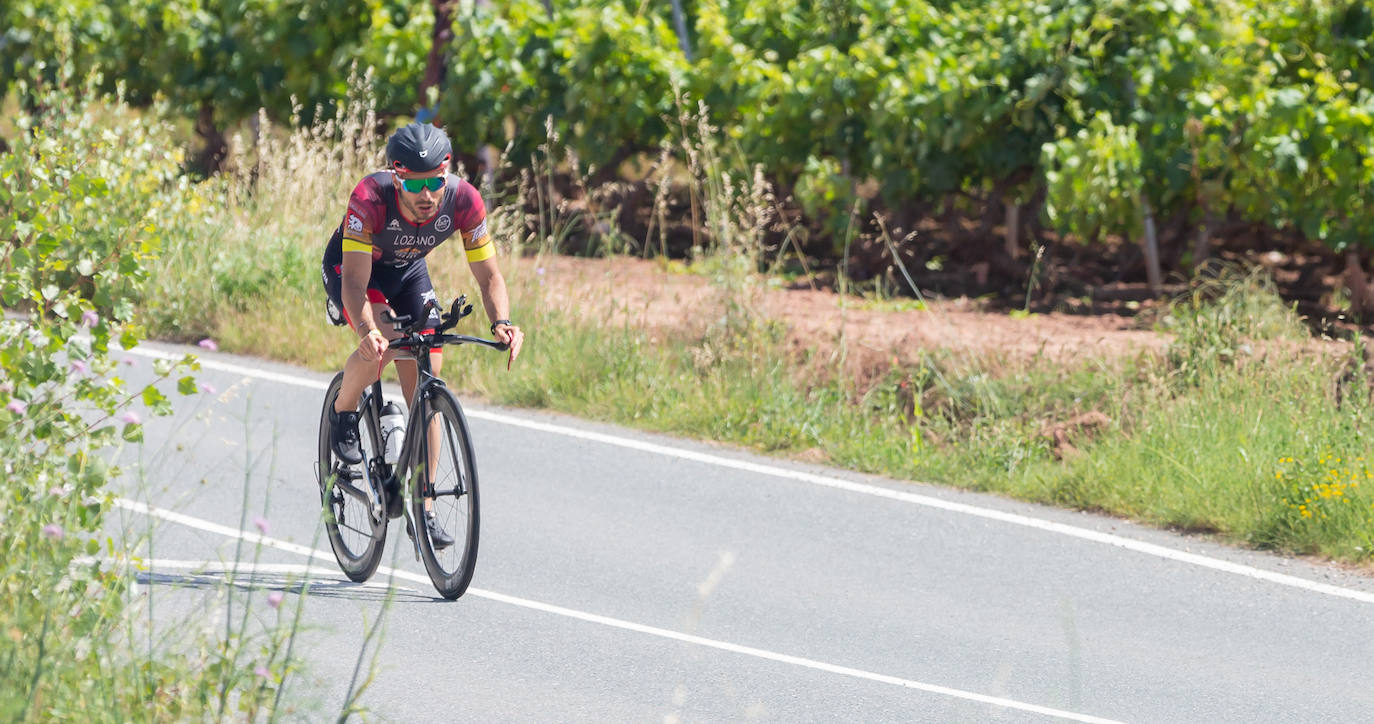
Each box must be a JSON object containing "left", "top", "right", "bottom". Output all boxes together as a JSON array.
[{"left": 136, "top": 569, "right": 438, "bottom": 604}]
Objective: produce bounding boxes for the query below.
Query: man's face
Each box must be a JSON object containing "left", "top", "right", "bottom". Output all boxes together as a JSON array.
[{"left": 395, "top": 164, "right": 446, "bottom": 219}]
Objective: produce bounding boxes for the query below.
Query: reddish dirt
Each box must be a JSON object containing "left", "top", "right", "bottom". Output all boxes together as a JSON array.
[{"left": 533, "top": 255, "right": 1169, "bottom": 383}]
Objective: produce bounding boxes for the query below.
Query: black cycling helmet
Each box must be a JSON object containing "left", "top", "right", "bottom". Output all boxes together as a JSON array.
[{"left": 386, "top": 122, "right": 451, "bottom": 172}]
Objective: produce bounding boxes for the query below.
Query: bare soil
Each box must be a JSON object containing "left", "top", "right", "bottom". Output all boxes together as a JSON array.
[{"left": 534, "top": 255, "right": 1170, "bottom": 383}]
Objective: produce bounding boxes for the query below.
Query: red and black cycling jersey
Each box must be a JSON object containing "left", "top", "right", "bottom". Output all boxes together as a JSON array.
[{"left": 323, "top": 171, "right": 493, "bottom": 269}]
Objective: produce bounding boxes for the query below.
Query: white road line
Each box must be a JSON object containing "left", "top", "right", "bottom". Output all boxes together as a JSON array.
[
  {"left": 114, "top": 497, "right": 1122, "bottom": 724},
  {"left": 123, "top": 345, "right": 1374, "bottom": 605}
]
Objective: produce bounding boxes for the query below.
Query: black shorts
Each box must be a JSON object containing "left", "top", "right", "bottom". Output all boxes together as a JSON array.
[{"left": 321, "top": 258, "right": 442, "bottom": 332}]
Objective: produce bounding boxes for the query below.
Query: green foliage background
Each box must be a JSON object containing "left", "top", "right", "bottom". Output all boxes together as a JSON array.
[{"left": 5, "top": 0, "right": 1371, "bottom": 259}]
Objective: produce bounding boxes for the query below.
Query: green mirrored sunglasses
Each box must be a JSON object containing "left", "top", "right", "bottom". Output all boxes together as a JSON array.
[{"left": 400, "top": 176, "right": 445, "bottom": 193}]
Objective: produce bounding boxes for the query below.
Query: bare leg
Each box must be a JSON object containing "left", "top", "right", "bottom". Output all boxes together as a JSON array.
[
  {"left": 396, "top": 358, "right": 418, "bottom": 407},
  {"left": 333, "top": 301, "right": 405, "bottom": 414}
]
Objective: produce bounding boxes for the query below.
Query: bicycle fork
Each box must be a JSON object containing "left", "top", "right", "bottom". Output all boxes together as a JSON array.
[{"left": 395, "top": 394, "right": 434, "bottom": 563}]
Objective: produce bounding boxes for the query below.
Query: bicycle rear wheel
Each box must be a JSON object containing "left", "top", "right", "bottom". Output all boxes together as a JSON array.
[
  {"left": 318, "top": 372, "right": 388, "bottom": 582},
  {"left": 410, "top": 387, "right": 480, "bottom": 600}
]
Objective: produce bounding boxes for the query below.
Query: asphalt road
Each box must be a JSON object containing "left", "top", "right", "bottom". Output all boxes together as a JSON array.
[{"left": 106, "top": 341, "right": 1374, "bottom": 723}]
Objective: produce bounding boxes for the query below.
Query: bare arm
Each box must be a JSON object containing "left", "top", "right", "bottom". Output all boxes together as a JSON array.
[
  {"left": 340, "top": 251, "right": 388, "bottom": 360},
  {"left": 469, "top": 256, "right": 524, "bottom": 366},
  {"left": 468, "top": 257, "right": 510, "bottom": 326}
]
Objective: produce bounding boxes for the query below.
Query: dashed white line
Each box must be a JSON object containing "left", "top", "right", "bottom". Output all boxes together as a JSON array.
[
  {"left": 122, "top": 344, "right": 1374, "bottom": 605},
  {"left": 115, "top": 497, "right": 1122, "bottom": 723}
]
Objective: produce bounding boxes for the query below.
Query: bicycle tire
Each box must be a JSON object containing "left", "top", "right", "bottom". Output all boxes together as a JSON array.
[
  {"left": 318, "top": 372, "right": 388, "bottom": 582},
  {"left": 409, "top": 387, "right": 480, "bottom": 600}
]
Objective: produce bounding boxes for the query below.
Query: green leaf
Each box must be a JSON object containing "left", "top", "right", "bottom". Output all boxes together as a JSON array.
[
  {"left": 141, "top": 385, "right": 166, "bottom": 408},
  {"left": 121, "top": 423, "right": 143, "bottom": 443}
]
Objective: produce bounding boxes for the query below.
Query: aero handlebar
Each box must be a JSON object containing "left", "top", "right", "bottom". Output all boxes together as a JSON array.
[{"left": 380, "top": 295, "right": 510, "bottom": 353}]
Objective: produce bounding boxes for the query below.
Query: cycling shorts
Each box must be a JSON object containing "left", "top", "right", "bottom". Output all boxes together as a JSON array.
[{"left": 321, "top": 258, "right": 443, "bottom": 332}]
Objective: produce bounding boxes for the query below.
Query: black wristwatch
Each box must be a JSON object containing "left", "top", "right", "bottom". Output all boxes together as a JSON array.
[{"left": 491, "top": 319, "right": 513, "bottom": 333}]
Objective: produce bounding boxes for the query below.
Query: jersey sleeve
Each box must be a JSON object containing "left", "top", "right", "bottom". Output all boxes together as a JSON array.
[
  {"left": 456, "top": 184, "right": 494, "bottom": 263},
  {"left": 340, "top": 177, "right": 385, "bottom": 255}
]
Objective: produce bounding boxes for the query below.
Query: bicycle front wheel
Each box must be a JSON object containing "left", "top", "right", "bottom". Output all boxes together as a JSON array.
[
  {"left": 318, "top": 372, "right": 388, "bottom": 582},
  {"left": 410, "top": 387, "right": 480, "bottom": 600}
]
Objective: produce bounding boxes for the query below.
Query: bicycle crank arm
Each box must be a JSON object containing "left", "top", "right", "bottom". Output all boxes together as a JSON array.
[{"left": 330, "top": 473, "right": 376, "bottom": 507}]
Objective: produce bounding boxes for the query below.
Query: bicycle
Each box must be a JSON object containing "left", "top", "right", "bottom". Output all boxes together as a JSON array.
[{"left": 316, "top": 294, "right": 507, "bottom": 599}]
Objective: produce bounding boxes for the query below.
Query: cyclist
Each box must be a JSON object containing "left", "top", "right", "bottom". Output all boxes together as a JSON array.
[{"left": 321, "top": 121, "right": 524, "bottom": 547}]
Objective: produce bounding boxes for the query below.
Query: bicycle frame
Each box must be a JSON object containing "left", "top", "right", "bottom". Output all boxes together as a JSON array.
[
  {"left": 375, "top": 351, "right": 449, "bottom": 563},
  {"left": 356, "top": 295, "right": 506, "bottom": 563}
]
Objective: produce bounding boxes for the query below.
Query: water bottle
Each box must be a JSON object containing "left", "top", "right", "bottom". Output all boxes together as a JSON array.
[{"left": 379, "top": 402, "right": 406, "bottom": 465}]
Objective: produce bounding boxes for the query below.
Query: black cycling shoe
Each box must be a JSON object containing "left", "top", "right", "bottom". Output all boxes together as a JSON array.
[
  {"left": 424, "top": 513, "right": 455, "bottom": 550},
  {"left": 329, "top": 407, "right": 363, "bottom": 465}
]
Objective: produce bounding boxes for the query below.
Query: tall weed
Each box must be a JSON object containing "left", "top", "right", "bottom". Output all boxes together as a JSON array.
[
  {"left": 1160, "top": 264, "right": 1310, "bottom": 389},
  {"left": 0, "top": 78, "right": 312, "bottom": 720}
]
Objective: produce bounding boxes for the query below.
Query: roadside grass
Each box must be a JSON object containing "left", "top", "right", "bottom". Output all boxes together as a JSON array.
[{"left": 134, "top": 104, "right": 1374, "bottom": 568}]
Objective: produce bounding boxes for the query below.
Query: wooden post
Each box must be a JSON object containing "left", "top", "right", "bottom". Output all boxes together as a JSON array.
[
  {"left": 670, "top": 0, "right": 693, "bottom": 60},
  {"left": 1343, "top": 250, "right": 1374, "bottom": 319},
  {"left": 1140, "top": 196, "right": 1162, "bottom": 296},
  {"left": 420, "top": 0, "right": 458, "bottom": 113},
  {"left": 1005, "top": 200, "right": 1020, "bottom": 259},
  {"left": 1193, "top": 217, "right": 1210, "bottom": 276}
]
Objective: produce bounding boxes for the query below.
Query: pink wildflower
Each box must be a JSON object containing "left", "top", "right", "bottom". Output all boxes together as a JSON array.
[
  {"left": 81, "top": 310, "right": 99, "bottom": 328},
  {"left": 118, "top": 410, "right": 141, "bottom": 425},
  {"left": 41, "top": 523, "right": 63, "bottom": 540},
  {"left": 70, "top": 359, "right": 89, "bottom": 374},
  {"left": 266, "top": 591, "right": 284, "bottom": 609},
  {"left": 252, "top": 515, "right": 269, "bottom": 535},
  {"left": 6, "top": 399, "right": 27, "bottom": 415},
  {"left": 200, "top": 383, "right": 217, "bottom": 395},
  {"left": 197, "top": 339, "right": 218, "bottom": 352}
]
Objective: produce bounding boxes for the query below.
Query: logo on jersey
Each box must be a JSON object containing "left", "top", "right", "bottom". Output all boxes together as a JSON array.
[
  {"left": 396, "top": 234, "right": 441, "bottom": 248},
  {"left": 465, "top": 220, "right": 489, "bottom": 247},
  {"left": 387, "top": 219, "right": 402, "bottom": 231},
  {"left": 347, "top": 214, "right": 364, "bottom": 233},
  {"left": 434, "top": 215, "right": 452, "bottom": 233}
]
